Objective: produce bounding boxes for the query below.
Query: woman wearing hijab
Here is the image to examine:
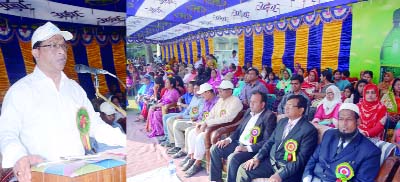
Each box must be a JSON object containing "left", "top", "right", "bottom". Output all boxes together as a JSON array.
[
  {"left": 312, "top": 85, "right": 342, "bottom": 128},
  {"left": 378, "top": 72, "right": 394, "bottom": 98},
  {"left": 357, "top": 84, "right": 387, "bottom": 139},
  {"left": 276, "top": 68, "right": 292, "bottom": 94}
]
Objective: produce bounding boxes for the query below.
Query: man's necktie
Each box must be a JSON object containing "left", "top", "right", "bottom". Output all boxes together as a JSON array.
[
  {"left": 282, "top": 122, "right": 293, "bottom": 140},
  {"left": 335, "top": 139, "right": 345, "bottom": 156}
]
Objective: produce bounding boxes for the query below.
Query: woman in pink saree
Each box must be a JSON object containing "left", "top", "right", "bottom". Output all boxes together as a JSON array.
[
  {"left": 147, "top": 77, "right": 180, "bottom": 137},
  {"left": 207, "top": 69, "right": 222, "bottom": 93}
]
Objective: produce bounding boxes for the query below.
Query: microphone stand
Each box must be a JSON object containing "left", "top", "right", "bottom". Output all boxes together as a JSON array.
[{"left": 93, "top": 74, "right": 127, "bottom": 117}]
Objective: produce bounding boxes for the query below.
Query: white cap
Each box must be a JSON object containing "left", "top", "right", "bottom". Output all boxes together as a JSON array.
[
  {"left": 339, "top": 103, "right": 360, "bottom": 115},
  {"left": 217, "top": 80, "right": 234, "bottom": 89},
  {"left": 197, "top": 83, "right": 213, "bottom": 94},
  {"left": 31, "top": 22, "right": 73, "bottom": 48},
  {"left": 100, "top": 102, "right": 117, "bottom": 115}
]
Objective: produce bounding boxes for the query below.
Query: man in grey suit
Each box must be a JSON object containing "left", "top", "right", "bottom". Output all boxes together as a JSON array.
[
  {"left": 210, "top": 91, "right": 277, "bottom": 182},
  {"left": 237, "top": 95, "right": 318, "bottom": 182}
]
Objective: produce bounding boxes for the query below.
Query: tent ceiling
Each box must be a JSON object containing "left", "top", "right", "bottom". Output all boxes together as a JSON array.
[
  {"left": 127, "top": 0, "right": 361, "bottom": 42},
  {"left": 0, "top": 0, "right": 125, "bottom": 26}
]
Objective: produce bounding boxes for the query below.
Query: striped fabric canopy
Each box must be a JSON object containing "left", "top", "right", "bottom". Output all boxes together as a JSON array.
[{"left": 127, "top": 0, "right": 364, "bottom": 43}]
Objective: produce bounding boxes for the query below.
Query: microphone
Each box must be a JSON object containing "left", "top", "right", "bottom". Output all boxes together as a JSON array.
[{"left": 74, "top": 64, "right": 109, "bottom": 75}]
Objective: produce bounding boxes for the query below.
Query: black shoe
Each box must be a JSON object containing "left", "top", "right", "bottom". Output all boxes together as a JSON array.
[
  {"left": 172, "top": 150, "right": 187, "bottom": 159},
  {"left": 185, "top": 164, "right": 203, "bottom": 177},
  {"left": 158, "top": 136, "right": 167, "bottom": 143},
  {"left": 179, "top": 156, "right": 190, "bottom": 167},
  {"left": 182, "top": 159, "right": 195, "bottom": 171},
  {"left": 167, "top": 147, "right": 181, "bottom": 154},
  {"left": 166, "top": 142, "right": 175, "bottom": 148},
  {"left": 160, "top": 141, "right": 169, "bottom": 147}
]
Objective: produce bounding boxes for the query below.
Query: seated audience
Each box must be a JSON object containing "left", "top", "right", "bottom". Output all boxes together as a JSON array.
[
  {"left": 276, "top": 68, "right": 292, "bottom": 94},
  {"left": 277, "top": 75, "right": 311, "bottom": 121},
  {"left": 182, "top": 80, "right": 243, "bottom": 177},
  {"left": 378, "top": 72, "right": 394, "bottom": 98},
  {"left": 311, "top": 70, "right": 334, "bottom": 100},
  {"left": 158, "top": 81, "right": 196, "bottom": 145},
  {"left": 312, "top": 85, "right": 342, "bottom": 128},
  {"left": 210, "top": 91, "right": 277, "bottom": 182},
  {"left": 236, "top": 95, "right": 318, "bottom": 182},
  {"left": 171, "top": 83, "right": 218, "bottom": 159},
  {"left": 208, "top": 69, "right": 222, "bottom": 93},
  {"left": 353, "top": 79, "right": 368, "bottom": 104},
  {"left": 357, "top": 84, "right": 387, "bottom": 139},
  {"left": 303, "top": 103, "right": 381, "bottom": 182},
  {"left": 99, "top": 102, "right": 124, "bottom": 133},
  {"left": 302, "top": 69, "right": 319, "bottom": 97},
  {"left": 240, "top": 68, "right": 269, "bottom": 107},
  {"left": 333, "top": 70, "right": 351, "bottom": 91},
  {"left": 342, "top": 85, "right": 354, "bottom": 103},
  {"left": 362, "top": 70, "right": 374, "bottom": 84},
  {"left": 147, "top": 77, "right": 180, "bottom": 137}
]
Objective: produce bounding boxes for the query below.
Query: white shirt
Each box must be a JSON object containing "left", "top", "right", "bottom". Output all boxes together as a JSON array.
[
  {"left": 238, "top": 111, "right": 263, "bottom": 147},
  {"left": 229, "top": 56, "right": 238, "bottom": 66},
  {"left": 0, "top": 67, "right": 126, "bottom": 168}
]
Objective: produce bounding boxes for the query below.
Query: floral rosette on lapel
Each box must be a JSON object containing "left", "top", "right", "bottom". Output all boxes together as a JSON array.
[
  {"left": 335, "top": 162, "right": 354, "bottom": 182},
  {"left": 220, "top": 109, "right": 226, "bottom": 117},
  {"left": 284, "top": 139, "right": 298, "bottom": 162},
  {"left": 77, "top": 107, "right": 92, "bottom": 153},
  {"left": 201, "top": 112, "right": 209, "bottom": 122},
  {"left": 250, "top": 126, "right": 261, "bottom": 144},
  {"left": 190, "top": 106, "right": 199, "bottom": 117}
]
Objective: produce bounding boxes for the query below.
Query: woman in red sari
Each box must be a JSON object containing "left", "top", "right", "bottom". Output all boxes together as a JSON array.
[{"left": 357, "top": 84, "right": 387, "bottom": 139}]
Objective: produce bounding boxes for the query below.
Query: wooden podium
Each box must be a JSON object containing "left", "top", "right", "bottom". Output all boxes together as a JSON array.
[{"left": 31, "top": 165, "right": 126, "bottom": 182}]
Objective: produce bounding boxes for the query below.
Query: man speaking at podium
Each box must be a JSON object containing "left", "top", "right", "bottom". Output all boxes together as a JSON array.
[{"left": 0, "top": 22, "right": 126, "bottom": 182}]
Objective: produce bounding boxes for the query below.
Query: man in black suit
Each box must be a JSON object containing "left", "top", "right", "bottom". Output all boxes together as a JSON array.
[
  {"left": 237, "top": 95, "right": 318, "bottom": 182},
  {"left": 210, "top": 91, "right": 277, "bottom": 182}
]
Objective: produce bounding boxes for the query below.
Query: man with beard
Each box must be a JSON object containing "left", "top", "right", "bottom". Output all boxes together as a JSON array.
[{"left": 302, "top": 103, "right": 381, "bottom": 182}]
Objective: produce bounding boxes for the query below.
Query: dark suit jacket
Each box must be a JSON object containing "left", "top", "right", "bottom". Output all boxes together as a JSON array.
[
  {"left": 303, "top": 129, "right": 381, "bottom": 182},
  {"left": 255, "top": 116, "right": 318, "bottom": 181},
  {"left": 229, "top": 108, "right": 277, "bottom": 153}
]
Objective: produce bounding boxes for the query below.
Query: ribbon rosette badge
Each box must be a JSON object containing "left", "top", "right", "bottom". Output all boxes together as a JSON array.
[
  {"left": 191, "top": 107, "right": 199, "bottom": 115},
  {"left": 250, "top": 126, "right": 261, "bottom": 144},
  {"left": 284, "top": 139, "right": 298, "bottom": 162},
  {"left": 335, "top": 162, "right": 354, "bottom": 182},
  {"left": 202, "top": 112, "right": 209, "bottom": 122},
  {"left": 220, "top": 109, "right": 226, "bottom": 117},
  {"left": 76, "top": 107, "right": 91, "bottom": 152}
]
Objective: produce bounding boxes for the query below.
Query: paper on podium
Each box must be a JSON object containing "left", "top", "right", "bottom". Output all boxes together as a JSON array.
[{"left": 31, "top": 148, "right": 126, "bottom": 177}]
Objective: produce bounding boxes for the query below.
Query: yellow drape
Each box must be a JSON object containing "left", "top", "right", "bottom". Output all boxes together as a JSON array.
[
  {"left": 320, "top": 20, "right": 342, "bottom": 71},
  {"left": 173, "top": 43, "right": 178, "bottom": 61},
  {"left": 64, "top": 43, "right": 79, "bottom": 82},
  {"left": 192, "top": 40, "right": 198, "bottom": 63},
  {"left": 86, "top": 40, "right": 108, "bottom": 95},
  {"left": 253, "top": 33, "right": 264, "bottom": 70},
  {"left": 238, "top": 33, "right": 245, "bottom": 66},
  {"left": 160, "top": 45, "right": 165, "bottom": 61},
  {"left": 186, "top": 42, "right": 192, "bottom": 64},
  {"left": 18, "top": 40, "right": 35, "bottom": 74},
  {"left": 208, "top": 38, "right": 214, "bottom": 55},
  {"left": 179, "top": 42, "right": 185, "bottom": 63},
  {"left": 294, "top": 24, "right": 310, "bottom": 71},
  {"left": 112, "top": 40, "right": 127, "bottom": 93},
  {"left": 200, "top": 39, "right": 206, "bottom": 57},
  {"left": 0, "top": 48, "right": 10, "bottom": 102},
  {"left": 271, "top": 30, "right": 285, "bottom": 75}
]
